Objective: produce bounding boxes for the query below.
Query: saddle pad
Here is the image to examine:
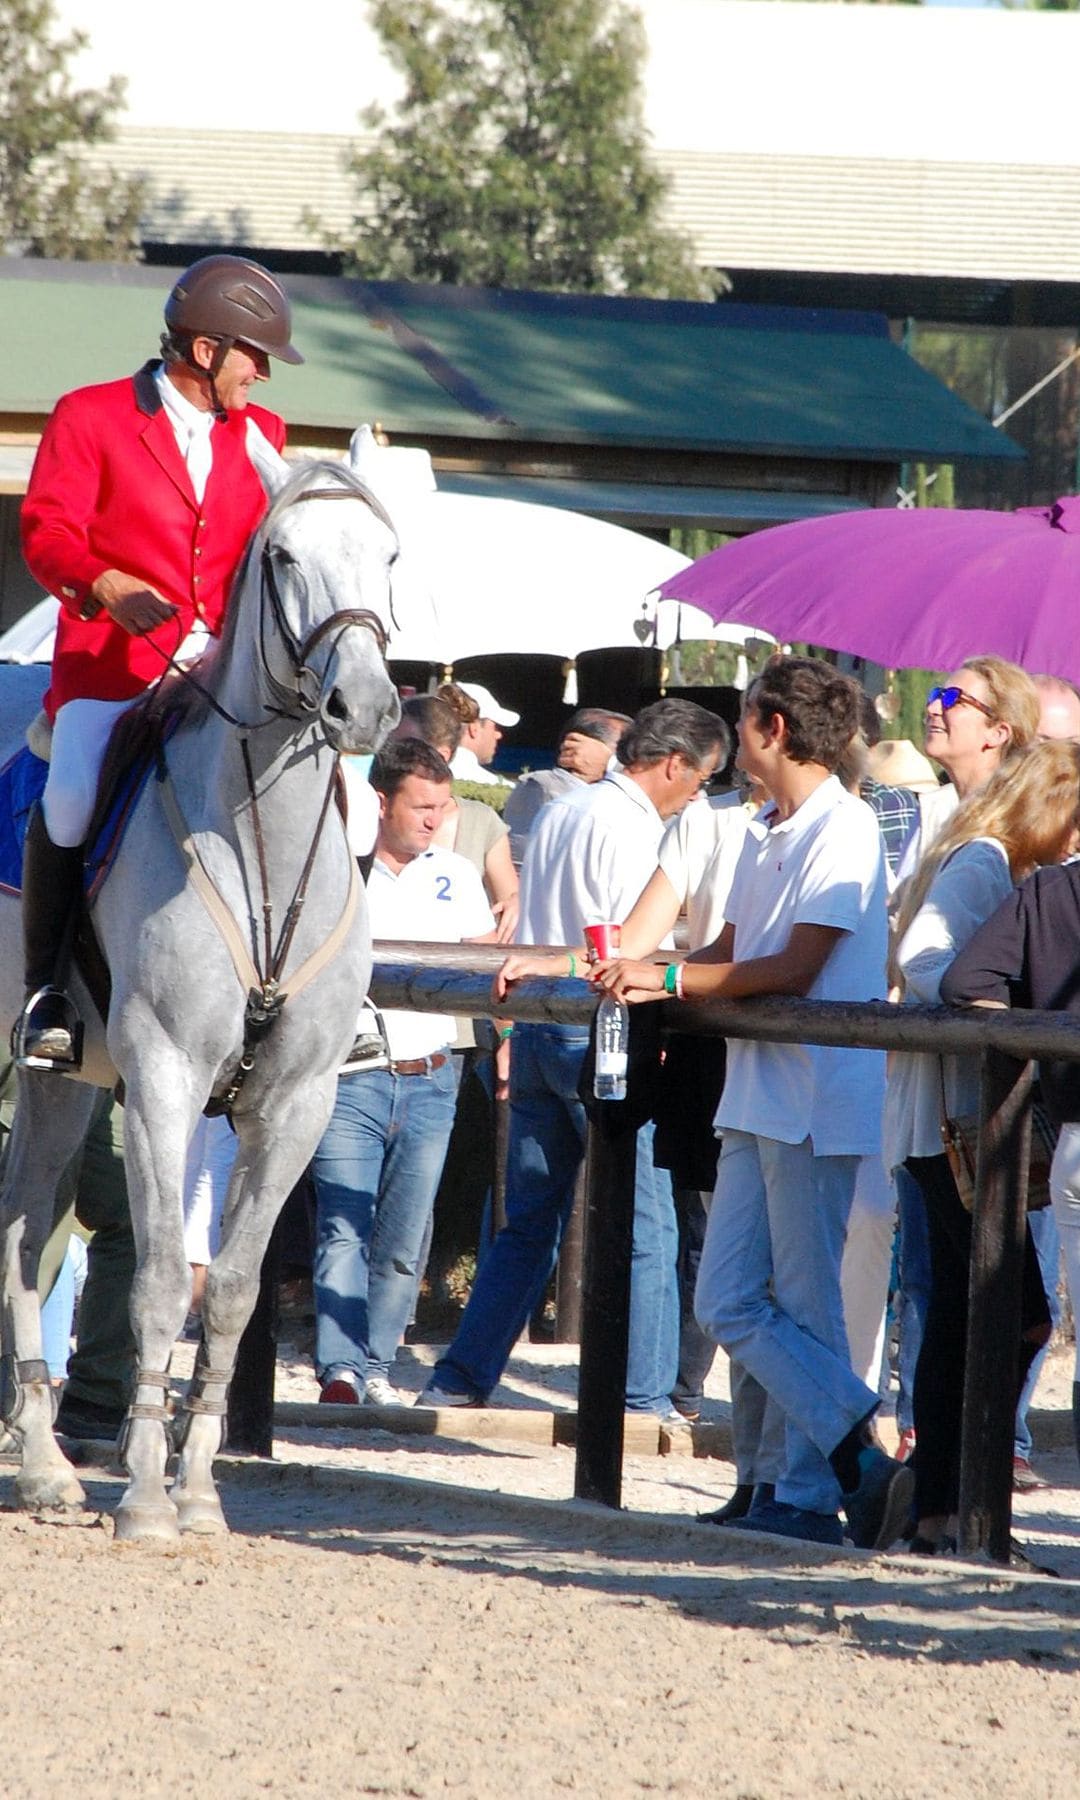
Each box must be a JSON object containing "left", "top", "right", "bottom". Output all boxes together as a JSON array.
[{"left": 0, "top": 743, "right": 159, "bottom": 902}]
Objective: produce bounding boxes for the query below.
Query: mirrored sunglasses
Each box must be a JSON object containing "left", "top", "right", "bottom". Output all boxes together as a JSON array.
[{"left": 926, "top": 685, "right": 996, "bottom": 721}]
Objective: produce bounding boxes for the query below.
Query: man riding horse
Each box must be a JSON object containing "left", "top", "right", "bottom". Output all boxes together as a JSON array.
[{"left": 16, "top": 254, "right": 304, "bottom": 1067}]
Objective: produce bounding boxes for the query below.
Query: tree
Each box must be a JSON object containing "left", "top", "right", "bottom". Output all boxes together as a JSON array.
[
  {"left": 322, "top": 0, "right": 710, "bottom": 297},
  {"left": 0, "top": 0, "right": 145, "bottom": 259}
]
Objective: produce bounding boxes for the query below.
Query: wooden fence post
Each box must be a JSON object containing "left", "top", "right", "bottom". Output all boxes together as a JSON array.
[
  {"left": 574, "top": 1117, "right": 637, "bottom": 1507},
  {"left": 957, "top": 1050, "right": 1032, "bottom": 1562}
]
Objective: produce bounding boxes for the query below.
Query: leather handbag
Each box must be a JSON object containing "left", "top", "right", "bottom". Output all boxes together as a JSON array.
[{"left": 938, "top": 1060, "right": 1053, "bottom": 1213}]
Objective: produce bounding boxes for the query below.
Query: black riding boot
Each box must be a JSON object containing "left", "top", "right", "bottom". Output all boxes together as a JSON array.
[
  {"left": 1073, "top": 1382, "right": 1080, "bottom": 1473},
  {"left": 15, "top": 804, "right": 84, "bottom": 1067}
]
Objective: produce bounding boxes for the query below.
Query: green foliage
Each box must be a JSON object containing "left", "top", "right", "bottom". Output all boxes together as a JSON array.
[
  {"left": 891, "top": 666, "right": 949, "bottom": 746},
  {"left": 452, "top": 778, "right": 510, "bottom": 811},
  {"left": 321, "top": 0, "right": 709, "bottom": 297},
  {"left": 0, "top": 0, "right": 145, "bottom": 259}
]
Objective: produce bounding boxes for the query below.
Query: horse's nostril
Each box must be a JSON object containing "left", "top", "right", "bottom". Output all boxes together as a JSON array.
[{"left": 325, "top": 687, "right": 348, "bottom": 723}]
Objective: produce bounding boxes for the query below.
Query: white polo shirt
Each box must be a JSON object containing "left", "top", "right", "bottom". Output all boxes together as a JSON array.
[
  {"left": 657, "top": 790, "right": 754, "bottom": 951},
  {"left": 363, "top": 846, "right": 494, "bottom": 1059},
  {"left": 517, "top": 768, "right": 672, "bottom": 947},
  {"left": 714, "top": 776, "right": 887, "bottom": 1157}
]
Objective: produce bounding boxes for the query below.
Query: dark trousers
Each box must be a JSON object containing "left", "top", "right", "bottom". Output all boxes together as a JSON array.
[
  {"left": 907, "top": 1151, "right": 1050, "bottom": 1520},
  {"left": 64, "top": 1094, "right": 136, "bottom": 1415}
]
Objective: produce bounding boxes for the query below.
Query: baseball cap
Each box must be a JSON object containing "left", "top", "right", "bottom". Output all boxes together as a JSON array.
[{"left": 457, "top": 681, "right": 520, "bottom": 727}]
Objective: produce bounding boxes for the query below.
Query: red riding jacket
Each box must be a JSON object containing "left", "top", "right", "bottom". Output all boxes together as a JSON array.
[{"left": 21, "top": 362, "right": 286, "bottom": 719}]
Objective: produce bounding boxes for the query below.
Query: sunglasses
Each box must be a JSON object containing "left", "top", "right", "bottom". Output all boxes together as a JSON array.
[{"left": 926, "top": 685, "right": 997, "bottom": 721}]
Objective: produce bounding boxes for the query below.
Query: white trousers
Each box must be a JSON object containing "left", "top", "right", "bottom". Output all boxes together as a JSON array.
[
  {"left": 42, "top": 695, "right": 140, "bottom": 846},
  {"left": 182, "top": 1113, "right": 239, "bottom": 1267},
  {"left": 840, "top": 1154, "right": 898, "bottom": 1392}
]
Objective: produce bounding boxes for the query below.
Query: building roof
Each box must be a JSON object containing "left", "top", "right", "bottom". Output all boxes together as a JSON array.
[
  {"left": 56, "top": 1, "right": 1080, "bottom": 288},
  {"left": 0, "top": 260, "right": 1020, "bottom": 469}
]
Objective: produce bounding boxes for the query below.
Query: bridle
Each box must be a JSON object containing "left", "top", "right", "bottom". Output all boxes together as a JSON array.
[
  {"left": 255, "top": 486, "right": 394, "bottom": 722},
  {"left": 147, "top": 481, "right": 397, "bottom": 733}
]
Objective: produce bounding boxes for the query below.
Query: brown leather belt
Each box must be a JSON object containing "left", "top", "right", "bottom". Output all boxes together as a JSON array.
[{"left": 389, "top": 1053, "right": 449, "bottom": 1077}]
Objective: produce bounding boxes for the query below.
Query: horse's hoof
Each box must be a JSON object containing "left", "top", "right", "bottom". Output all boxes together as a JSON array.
[
  {"left": 113, "top": 1500, "right": 181, "bottom": 1544},
  {"left": 14, "top": 1468, "right": 87, "bottom": 1513},
  {"left": 174, "top": 1494, "right": 228, "bottom": 1536}
]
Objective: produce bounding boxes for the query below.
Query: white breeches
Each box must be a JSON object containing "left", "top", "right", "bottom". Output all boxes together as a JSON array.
[{"left": 42, "top": 696, "right": 141, "bottom": 847}]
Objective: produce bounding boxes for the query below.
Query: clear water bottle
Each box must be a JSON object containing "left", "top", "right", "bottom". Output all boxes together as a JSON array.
[{"left": 594, "top": 991, "right": 629, "bottom": 1101}]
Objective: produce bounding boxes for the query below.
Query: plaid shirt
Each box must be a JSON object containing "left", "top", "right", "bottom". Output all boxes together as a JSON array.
[{"left": 861, "top": 779, "right": 919, "bottom": 877}]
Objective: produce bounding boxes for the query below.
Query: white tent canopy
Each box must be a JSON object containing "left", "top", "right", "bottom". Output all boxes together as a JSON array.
[{"left": 0, "top": 432, "right": 770, "bottom": 670}]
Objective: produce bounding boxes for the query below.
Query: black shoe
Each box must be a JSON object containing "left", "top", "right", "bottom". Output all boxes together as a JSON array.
[
  {"left": 699, "top": 1482, "right": 756, "bottom": 1525},
  {"left": 53, "top": 1395, "right": 125, "bottom": 1443}
]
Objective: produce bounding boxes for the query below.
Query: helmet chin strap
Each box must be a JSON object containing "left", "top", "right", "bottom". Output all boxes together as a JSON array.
[{"left": 186, "top": 335, "right": 234, "bottom": 423}]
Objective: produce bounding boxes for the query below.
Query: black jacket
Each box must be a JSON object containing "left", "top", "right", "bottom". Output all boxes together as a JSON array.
[{"left": 941, "top": 860, "right": 1080, "bottom": 1128}]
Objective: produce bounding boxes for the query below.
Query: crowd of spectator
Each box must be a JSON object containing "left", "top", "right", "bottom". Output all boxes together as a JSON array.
[{"left": 26, "top": 655, "right": 1080, "bottom": 1558}]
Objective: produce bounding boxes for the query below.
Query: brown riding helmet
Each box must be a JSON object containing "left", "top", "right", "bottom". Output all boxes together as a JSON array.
[{"left": 164, "top": 255, "right": 304, "bottom": 365}]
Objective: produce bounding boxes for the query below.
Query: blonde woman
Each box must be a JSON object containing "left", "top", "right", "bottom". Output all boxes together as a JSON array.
[
  {"left": 899, "top": 656, "right": 1041, "bottom": 878},
  {"left": 883, "top": 739, "right": 1080, "bottom": 1553}
]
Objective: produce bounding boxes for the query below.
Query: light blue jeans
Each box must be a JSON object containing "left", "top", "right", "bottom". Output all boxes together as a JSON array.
[
  {"left": 312, "top": 1058, "right": 458, "bottom": 1385},
  {"left": 431, "top": 1022, "right": 679, "bottom": 1412},
  {"left": 1015, "top": 1204, "right": 1062, "bottom": 1459},
  {"left": 695, "top": 1130, "right": 876, "bottom": 1514}
]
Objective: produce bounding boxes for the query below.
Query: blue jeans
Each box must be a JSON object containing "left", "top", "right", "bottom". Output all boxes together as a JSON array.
[
  {"left": 432, "top": 1022, "right": 679, "bottom": 1412},
  {"left": 312, "top": 1058, "right": 458, "bottom": 1385},
  {"left": 695, "top": 1131, "right": 875, "bottom": 1514},
  {"left": 1015, "top": 1205, "right": 1062, "bottom": 1459},
  {"left": 894, "top": 1164, "right": 931, "bottom": 1436},
  {"left": 672, "top": 1186, "right": 718, "bottom": 1407}
]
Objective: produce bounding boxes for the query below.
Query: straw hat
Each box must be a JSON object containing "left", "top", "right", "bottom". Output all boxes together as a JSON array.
[{"left": 866, "top": 738, "right": 940, "bottom": 793}]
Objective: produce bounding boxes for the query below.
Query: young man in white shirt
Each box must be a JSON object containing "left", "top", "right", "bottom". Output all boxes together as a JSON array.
[
  {"left": 596, "top": 658, "right": 913, "bottom": 1549},
  {"left": 312, "top": 739, "right": 496, "bottom": 1407}
]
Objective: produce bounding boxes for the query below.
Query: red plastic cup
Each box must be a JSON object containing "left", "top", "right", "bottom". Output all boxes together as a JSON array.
[{"left": 584, "top": 922, "right": 621, "bottom": 962}]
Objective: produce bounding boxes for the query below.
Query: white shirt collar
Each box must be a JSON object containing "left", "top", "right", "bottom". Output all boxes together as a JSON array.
[
  {"left": 750, "top": 773, "right": 841, "bottom": 840},
  {"left": 154, "top": 362, "right": 215, "bottom": 441}
]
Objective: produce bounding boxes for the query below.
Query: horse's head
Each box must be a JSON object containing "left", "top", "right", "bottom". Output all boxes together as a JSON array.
[{"left": 247, "top": 438, "right": 401, "bottom": 753}]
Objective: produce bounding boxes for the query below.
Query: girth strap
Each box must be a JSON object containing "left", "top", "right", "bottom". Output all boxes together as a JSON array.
[{"left": 157, "top": 768, "right": 360, "bottom": 1007}]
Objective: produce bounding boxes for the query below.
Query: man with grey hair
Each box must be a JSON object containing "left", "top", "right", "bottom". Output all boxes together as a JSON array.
[
  {"left": 420, "top": 698, "right": 726, "bottom": 1418},
  {"left": 503, "top": 706, "right": 633, "bottom": 863},
  {"left": 1034, "top": 673, "right": 1080, "bottom": 743}
]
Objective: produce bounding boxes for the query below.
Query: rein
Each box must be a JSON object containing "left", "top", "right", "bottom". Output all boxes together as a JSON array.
[{"left": 147, "top": 479, "right": 393, "bottom": 1117}]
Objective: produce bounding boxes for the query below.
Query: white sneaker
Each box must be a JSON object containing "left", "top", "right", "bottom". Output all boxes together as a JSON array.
[
  {"left": 362, "top": 1375, "right": 411, "bottom": 1408},
  {"left": 418, "top": 1382, "right": 484, "bottom": 1409}
]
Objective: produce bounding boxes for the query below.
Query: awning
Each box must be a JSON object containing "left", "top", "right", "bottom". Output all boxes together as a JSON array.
[{"left": 436, "top": 473, "right": 873, "bottom": 533}]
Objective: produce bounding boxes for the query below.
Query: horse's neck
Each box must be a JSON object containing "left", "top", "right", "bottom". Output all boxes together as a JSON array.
[{"left": 170, "top": 709, "right": 334, "bottom": 844}]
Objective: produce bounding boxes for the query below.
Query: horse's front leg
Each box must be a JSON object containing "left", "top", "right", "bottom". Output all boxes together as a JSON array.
[
  {"left": 0, "top": 1073, "right": 98, "bottom": 1513},
  {"left": 171, "top": 1081, "right": 336, "bottom": 1536},
  {"left": 110, "top": 1077, "right": 194, "bottom": 1543}
]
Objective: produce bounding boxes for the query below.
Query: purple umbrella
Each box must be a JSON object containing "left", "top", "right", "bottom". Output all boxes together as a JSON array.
[{"left": 657, "top": 496, "right": 1080, "bottom": 682}]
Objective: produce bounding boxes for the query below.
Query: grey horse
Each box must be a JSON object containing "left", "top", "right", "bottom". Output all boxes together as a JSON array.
[{"left": 0, "top": 432, "right": 400, "bottom": 1541}]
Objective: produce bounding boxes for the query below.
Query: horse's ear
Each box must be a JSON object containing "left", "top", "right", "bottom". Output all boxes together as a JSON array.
[{"left": 245, "top": 418, "right": 291, "bottom": 501}]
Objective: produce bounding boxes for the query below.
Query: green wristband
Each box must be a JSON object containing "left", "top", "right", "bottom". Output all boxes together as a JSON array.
[
  {"left": 663, "top": 963, "right": 679, "bottom": 994},
  {"left": 568, "top": 952, "right": 578, "bottom": 978}
]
